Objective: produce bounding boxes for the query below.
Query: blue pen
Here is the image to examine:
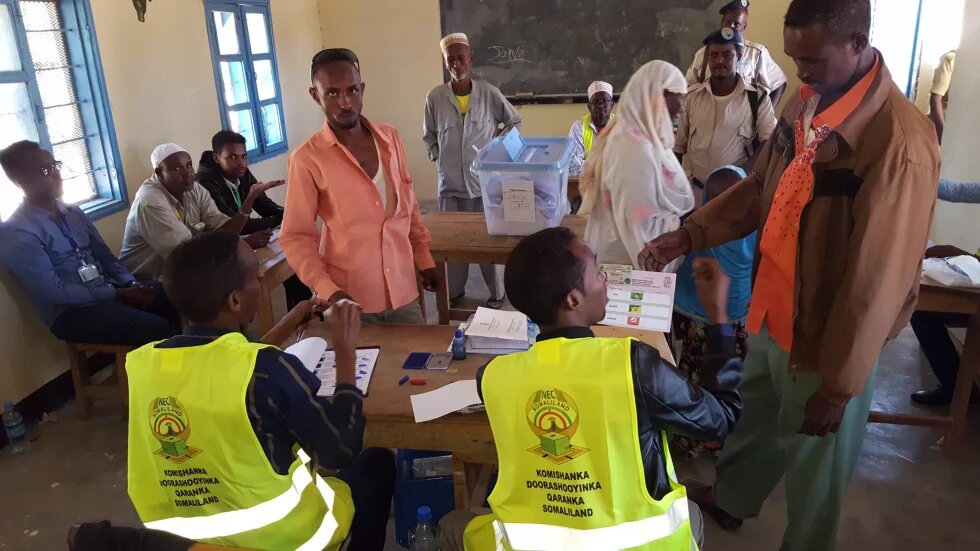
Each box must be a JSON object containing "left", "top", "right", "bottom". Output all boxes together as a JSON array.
[{"left": 398, "top": 375, "right": 410, "bottom": 386}]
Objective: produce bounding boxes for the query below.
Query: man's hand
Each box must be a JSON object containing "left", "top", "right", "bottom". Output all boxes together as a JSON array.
[
  {"left": 243, "top": 230, "right": 274, "bottom": 249},
  {"left": 242, "top": 180, "right": 286, "bottom": 212},
  {"left": 327, "top": 290, "right": 355, "bottom": 306},
  {"left": 284, "top": 296, "right": 331, "bottom": 331},
  {"left": 638, "top": 229, "right": 692, "bottom": 271},
  {"left": 420, "top": 267, "right": 441, "bottom": 292},
  {"left": 798, "top": 390, "right": 847, "bottom": 437},
  {"left": 692, "top": 258, "right": 731, "bottom": 325},
  {"left": 926, "top": 244, "right": 970, "bottom": 259},
  {"left": 116, "top": 287, "right": 154, "bottom": 310},
  {"left": 326, "top": 300, "right": 362, "bottom": 386}
]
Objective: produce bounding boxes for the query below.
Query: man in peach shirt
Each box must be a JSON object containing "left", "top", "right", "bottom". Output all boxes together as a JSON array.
[{"left": 281, "top": 48, "right": 440, "bottom": 324}]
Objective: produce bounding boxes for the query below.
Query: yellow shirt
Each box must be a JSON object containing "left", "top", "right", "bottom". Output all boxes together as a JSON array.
[{"left": 455, "top": 93, "right": 470, "bottom": 118}]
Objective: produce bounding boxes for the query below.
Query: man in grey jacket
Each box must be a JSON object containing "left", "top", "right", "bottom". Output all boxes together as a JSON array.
[{"left": 423, "top": 32, "right": 521, "bottom": 308}]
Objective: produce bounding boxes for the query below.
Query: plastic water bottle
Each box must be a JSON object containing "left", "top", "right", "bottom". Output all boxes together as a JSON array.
[
  {"left": 3, "top": 401, "right": 29, "bottom": 454},
  {"left": 451, "top": 330, "right": 467, "bottom": 361},
  {"left": 409, "top": 505, "right": 439, "bottom": 551}
]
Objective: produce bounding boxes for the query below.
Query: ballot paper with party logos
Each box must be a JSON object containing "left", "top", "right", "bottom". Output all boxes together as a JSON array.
[{"left": 598, "top": 264, "right": 676, "bottom": 333}]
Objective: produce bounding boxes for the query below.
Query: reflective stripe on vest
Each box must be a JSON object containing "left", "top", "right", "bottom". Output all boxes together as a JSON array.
[
  {"left": 581, "top": 114, "right": 596, "bottom": 157},
  {"left": 144, "top": 449, "right": 339, "bottom": 545},
  {"left": 494, "top": 496, "right": 690, "bottom": 551}
]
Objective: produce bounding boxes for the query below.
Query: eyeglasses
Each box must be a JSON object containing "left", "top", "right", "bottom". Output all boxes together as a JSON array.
[
  {"left": 39, "top": 161, "right": 63, "bottom": 177},
  {"left": 311, "top": 47, "right": 360, "bottom": 74}
]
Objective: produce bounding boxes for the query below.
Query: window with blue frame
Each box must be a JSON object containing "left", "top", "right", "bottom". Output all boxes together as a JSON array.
[
  {"left": 204, "top": 0, "right": 287, "bottom": 161},
  {"left": 0, "top": 0, "right": 126, "bottom": 221}
]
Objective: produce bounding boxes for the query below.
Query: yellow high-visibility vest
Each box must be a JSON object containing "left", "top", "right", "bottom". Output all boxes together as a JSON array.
[
  {"left": 464, "top": 337, "right": 695, "bottom": 550},
  {"left": 582, "top": 114, "right": 597, "bottom": 157},
  {"left": 581, "top": 113, "right": 613, "bottom": 159},
  {"left": 126, "top": 332, "right": 355, "bottom": 550}
]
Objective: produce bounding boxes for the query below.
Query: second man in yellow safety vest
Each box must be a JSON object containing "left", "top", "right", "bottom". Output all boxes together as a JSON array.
[
  {"left": 437, "top": 227, "right": 744, "bottom": 550},
  {"left": 126, "top": 232, "right": 395, "bottom": 550},
  {"left": 567, "top": 81, "right": 614, "bottom": 178}
]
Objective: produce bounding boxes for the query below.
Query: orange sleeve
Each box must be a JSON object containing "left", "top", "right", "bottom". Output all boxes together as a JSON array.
[{"left": 280, "top": 151, "right": 342, "bottom": 299}]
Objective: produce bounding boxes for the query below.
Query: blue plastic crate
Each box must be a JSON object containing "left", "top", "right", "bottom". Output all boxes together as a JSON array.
[{"left": 394, "top": 449, "right": 456, "bottom": 548}]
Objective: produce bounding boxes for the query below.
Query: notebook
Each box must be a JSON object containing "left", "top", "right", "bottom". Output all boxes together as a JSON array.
[{"left": 284, "top": 337, "right": 379, "bottom": 397}]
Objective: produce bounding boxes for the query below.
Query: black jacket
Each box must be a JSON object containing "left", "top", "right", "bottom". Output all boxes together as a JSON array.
[
  {"left": 478, "top": 325, "right": 743, "bottom": 500},
  {"left": 196, "top": 151, "right": 284, "bottom": 234}
]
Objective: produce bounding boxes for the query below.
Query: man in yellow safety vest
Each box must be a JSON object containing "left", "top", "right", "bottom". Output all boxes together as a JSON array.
[
  {"left": 126, "top": 232, "right": 395, "bottom": 550},
  {"left": 567, "top": 81, "right": 614, "bottom": 178},
  {"left": 437, "top": 227, "right": 744, "bottom": 550}
]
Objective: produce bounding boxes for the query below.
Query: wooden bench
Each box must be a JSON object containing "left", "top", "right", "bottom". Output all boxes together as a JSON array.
[{"left": 66, "top": 342, "right": 133, "bottom": 417}]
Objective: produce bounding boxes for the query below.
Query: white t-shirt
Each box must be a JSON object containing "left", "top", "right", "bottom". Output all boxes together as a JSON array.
[{"left": 372, "top": 137, "right": 388, "bottom": 211}]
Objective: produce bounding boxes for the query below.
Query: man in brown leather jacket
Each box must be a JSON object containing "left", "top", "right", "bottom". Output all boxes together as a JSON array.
[{"left": 641, "top": 1, "right": 940, "bottom": 550}]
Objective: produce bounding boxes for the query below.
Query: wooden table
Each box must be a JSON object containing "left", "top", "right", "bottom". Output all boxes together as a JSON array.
[
  {"left": 255, "top": 240, "right": 295, "bottom": 335},
  {"left": 568, "top": 176, "right": 581, "bottom": 203},
  {"left": 423, "top": 212, "right": 587, "bottom": 324},
  {"left": 867, "top": 283, "right": 980, "bottom": 457},
  {"left": 298, "top": 323, "right": 672, "bottom": 509}
]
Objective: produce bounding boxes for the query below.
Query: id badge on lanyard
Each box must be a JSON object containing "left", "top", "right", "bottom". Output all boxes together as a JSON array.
[{"left": 56, "top": 214, "right": 101, "bottom": 283}]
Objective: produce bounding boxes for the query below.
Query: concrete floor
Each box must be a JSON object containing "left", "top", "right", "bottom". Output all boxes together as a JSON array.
[{"left": 2, "top": 270, "right": 979, "bottom": 550}]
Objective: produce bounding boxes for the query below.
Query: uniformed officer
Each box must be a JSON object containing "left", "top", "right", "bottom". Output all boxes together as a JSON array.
[{"left": 686, "top": 0, "right": 789, "bottom": 105}]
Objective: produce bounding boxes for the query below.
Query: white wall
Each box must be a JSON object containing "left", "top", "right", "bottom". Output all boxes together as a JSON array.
[{"left": 933, "top": 0, "right": 980, "bottom": 250}]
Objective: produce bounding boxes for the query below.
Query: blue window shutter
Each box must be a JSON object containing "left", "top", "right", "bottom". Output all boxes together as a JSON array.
[{"left": 203, "top": 0, "right": 287, "bottom": 162}]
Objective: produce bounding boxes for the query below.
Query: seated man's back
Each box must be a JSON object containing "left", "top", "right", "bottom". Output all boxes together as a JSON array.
[
  {"left": 450, "top": 227, "right": 743, "bottom": 551},
  {"left": 127, "top": 232, "right": 394, "bottom": 550}
]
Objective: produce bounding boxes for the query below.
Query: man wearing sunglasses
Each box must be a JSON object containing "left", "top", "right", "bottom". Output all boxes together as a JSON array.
[
  {"left": 281, "top": 48, "right": 440, "bottom": 325},
  {"left": 0, "top": 140, "right": 176, "bottom": 346}
]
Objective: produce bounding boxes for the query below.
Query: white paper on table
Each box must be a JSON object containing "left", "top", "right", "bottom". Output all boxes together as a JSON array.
[
  {"left": 269, "top": 228, "right": 281, "bottom": 242},
  {"left": 283, "top": 337, "right": 328, "bottom": 371},
  {"left": 502, "top": 179, "right": 536, "bottom": 223},
  {"left": 597, "top": 265, "right": 677, "bottom": 333},
  {"left": 411, "top": 380, "right": 483, "bottom": 423},
  {"left": 949, "top": 255, "right": 980, "bottom": 285},
  {"left": 465, "top": 307, "right": 528, "bottom": 341},
  {"left": 922, "top": 256, "right": 980, "bottom": 289}
]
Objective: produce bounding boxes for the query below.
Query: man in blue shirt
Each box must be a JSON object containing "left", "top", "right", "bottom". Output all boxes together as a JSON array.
[{"left": 0, "top": 141, "right": 175, "bottom": 346}]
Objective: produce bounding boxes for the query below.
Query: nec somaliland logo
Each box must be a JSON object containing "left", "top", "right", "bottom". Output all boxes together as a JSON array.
[
  {"left": 525, "top": 388, "right": 589, "bottom": 465},
  {"left": 149, "top": 396, "right": 203, "bottom": 464}
]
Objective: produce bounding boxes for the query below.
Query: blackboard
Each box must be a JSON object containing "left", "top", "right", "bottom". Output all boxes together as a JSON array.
[{"left": 440, "top": 0, "right": 730, "bottom": 103}]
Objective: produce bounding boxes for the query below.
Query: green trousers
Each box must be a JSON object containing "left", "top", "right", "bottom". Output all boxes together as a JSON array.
[{"left": 714, "top": 324, "right": 877, "bottom": 551}]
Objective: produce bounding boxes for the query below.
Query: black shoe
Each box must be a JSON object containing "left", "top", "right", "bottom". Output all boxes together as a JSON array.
[
  {"left": 911, "top": 387, "right": 954, "bottom": 406},
  {"left": 683, "top": 480, "right": 743, "bottom": 532}
]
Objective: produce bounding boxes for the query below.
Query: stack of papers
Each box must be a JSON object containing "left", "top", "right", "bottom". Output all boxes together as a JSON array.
[{"left": 460, "top": 307, "right": 539, "bottom": 354}]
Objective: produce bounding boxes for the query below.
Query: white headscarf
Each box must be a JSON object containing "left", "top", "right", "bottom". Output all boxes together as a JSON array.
[
  {"left": 614, "top": 59, "right": 686, "bottom": 152},
  {"left": 581, "top": 60, "right": 695, "bottom": 269}
]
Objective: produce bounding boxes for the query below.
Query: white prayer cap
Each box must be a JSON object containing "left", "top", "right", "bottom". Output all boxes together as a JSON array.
[
  {"left": 440, "top": 32, "right": 469, "bottom": 52},
  {"left": 150, "top": 143, "right": 189, "bottom": 169},
  {"left": 588, "top": 81, "right": 613, "bottom": 100}
]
